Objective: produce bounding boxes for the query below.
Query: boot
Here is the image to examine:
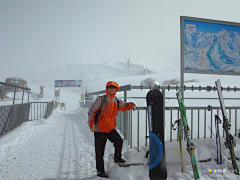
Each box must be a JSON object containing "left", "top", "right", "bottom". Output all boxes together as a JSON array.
[
  {"left": 97, "top": 171, "right": 108, "bottom": 178},
  {"left": 114, "top": 158, "right": 126, "bottom": 164}
]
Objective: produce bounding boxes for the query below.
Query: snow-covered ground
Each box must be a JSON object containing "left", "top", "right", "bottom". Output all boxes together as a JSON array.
[{"left": 1, "top": 61, "right": 240, "bottom": 180}]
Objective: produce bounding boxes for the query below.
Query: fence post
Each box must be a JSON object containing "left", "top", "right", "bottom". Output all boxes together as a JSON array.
[
  {"left": 28, "top": 90, "right": 30, "bottom": 102},
  {"left": 13, "top": 87, "right": 16, "bottom": 104},
  {"left": 0, "top": 84, "right": 2, "bottom": 98},
  {"left": 123, "top": 89, "right": 127, "bottom": 141},
  {"left": 145, "top": 109, "right": 148, "bottom": 146},
  {"left": 162, "top": 89, "right": 166, "bottom": 141},
  {"left": 235, "top": 109, "right": 237, "bottom": 136},
  {"left": 210, "top": 109, "right": 213, "bottom": 138},
  {"left": 130, "top": 110, "right": 132, "bottom": 148},
  {"left": 137, "top": 109, "right": 139, "bottom": 152},
  {"left": 170, "top": 109, "right": 173, "bottom": 142},
  {"left": 22, "top": 89, "right": 24, "bottom": 103}
]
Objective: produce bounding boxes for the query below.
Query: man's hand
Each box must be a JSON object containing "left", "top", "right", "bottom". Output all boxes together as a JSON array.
[
  {"left": 128, "top": 102, "right": 137, "bottom": 111},
  {"left": 90, "top": 126, "right": 95, "bottom": 132},
  {"left": 131, "top": 104, "right": 137, "bottom": 111}
]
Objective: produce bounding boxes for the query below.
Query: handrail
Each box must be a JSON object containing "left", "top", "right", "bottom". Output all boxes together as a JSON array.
[
  {"left": 86, "top": 84, "right": 240, "bottom": 95},
  {"left": 0, "top": 82, "right": 31, "bottom": 91}
]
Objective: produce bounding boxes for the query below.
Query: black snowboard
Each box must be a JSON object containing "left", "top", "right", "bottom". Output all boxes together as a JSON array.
[{"left": 146, "top": 89, "right": 167, "bottom": 180}]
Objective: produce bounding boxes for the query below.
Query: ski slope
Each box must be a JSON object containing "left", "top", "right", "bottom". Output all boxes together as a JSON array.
[{"left": 1, "top": 61, "right": 240, "bottom": 180}]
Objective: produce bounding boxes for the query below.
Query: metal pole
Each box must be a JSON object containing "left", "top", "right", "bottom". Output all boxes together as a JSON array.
[
  {"left": 40, "top": 103, "right": 42, "bottom": 119},
  {"left": 177, "top": 110, "right": 180, "bottom": 141},
  {"left": 162, "top": 89, "right": 166, "bottom": 142},
  {"left": 13, "top": 87, "right": 16, "bottom": 104},
  {"left": 59, "top": 88, "right": 61, "bottom": 105},
  {"left": 28, "top": 90, "right": 30, "bottom": 103},
  {"left": 22, "top": 89, "right": 24, "bottom": 103},
  {"left": 211, "top": 110, "right": 213, "bottom": 138},
  {"left": 137, "top": 109, "right": 139, "bottom": 152},
  {"left": 198, "top": 109, "right": 200, "bottom": 139},
  {"left": 204, "top": 109, "right": 206, "bottom": 138},
  {"left": 180, "top": 16, "right": 185, "bottom": 102},
  {"left": 124, "top": 89, "right": 127, "bottom": 141},
  {"left": 191, "top": 109, "right": 193, "bottom": 139},
  {"left": 235, "top": 109, "right": 237, "bottom": 136},
  {"left": 37, "top": 103, "right": 39, "bottom": 120},
  {"left": 130, "top": 110, "right": 132, "bottom": 148},
  {"left": 0, "top": 84, "right": 2, "bottom": 100},
  {"left": 34, "top": 103, "right": 36, "bottom": 120},
  {"left": 31, "top": 103, "right": 32, "bottom": 120},
  {"left": 170, "top": 110, "right": 173, "bottom": 142},
  {"left": 145, "top": 109, "right": 148, "bottom": 146}
]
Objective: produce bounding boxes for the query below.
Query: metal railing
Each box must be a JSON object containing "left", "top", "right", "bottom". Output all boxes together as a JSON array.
[
  {"left": 29, "top": 102, "right": 47, "bottom": 120},
  {"left": 0, "top": 103, "right": 30, "bottom": 136},
  {"left": 29, "top": 101, "right": 56, "bottom": 120},
  {"left": 44, "top": 101, "right": 55, "bottom": 119},
  {"left": 85, "top": 84, "right": 240, "bottom": 150},
  {"left": 131, "top": 106, "right": 240, "bottom": 151},
  {"left": 0, "top": 82, "right": 31, "bottom": 104},
  {"left": 0, "top": 101, "right": 57, "bottom": 137},
  {"left": 116, "top": 110, "right": 133, "bottom": 147}
]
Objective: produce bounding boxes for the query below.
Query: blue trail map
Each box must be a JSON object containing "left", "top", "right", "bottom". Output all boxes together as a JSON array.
[{"left": 184, "top": 20, "right": 240, "bottom": 73}]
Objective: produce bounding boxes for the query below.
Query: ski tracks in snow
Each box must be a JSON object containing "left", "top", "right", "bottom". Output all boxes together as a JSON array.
[
  {"left": 0, "top": 109, "right": 96, "bottom": 180},
  {"left": 57, "top": 112, "right": 95, "bottom": 179}
]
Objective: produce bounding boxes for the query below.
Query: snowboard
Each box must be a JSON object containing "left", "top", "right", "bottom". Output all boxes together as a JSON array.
[{"left": 146, "top": 89, "right": 167, "bottom": 180}]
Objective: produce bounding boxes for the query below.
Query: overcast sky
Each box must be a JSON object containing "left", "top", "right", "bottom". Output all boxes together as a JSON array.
[{"left": 1, "top": 0, "right": 240, "bottom": 80}]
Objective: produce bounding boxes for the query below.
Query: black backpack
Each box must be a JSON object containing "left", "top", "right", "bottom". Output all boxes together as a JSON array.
[{"left": 94, "top": 95, "right": 119, "bottom": 124}]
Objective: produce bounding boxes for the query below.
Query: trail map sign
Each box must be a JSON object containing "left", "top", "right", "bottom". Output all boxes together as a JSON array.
[
  {"left": 55, "top": 80, "right": 82, "bottom": 87},
  {"left": 181, "top": 16, "right": 240, "bottom": 76}
]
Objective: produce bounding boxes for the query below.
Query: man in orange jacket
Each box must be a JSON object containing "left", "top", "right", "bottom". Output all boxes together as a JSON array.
[{"left": 88, "top": 81, "right": 136, "bottom": 178}]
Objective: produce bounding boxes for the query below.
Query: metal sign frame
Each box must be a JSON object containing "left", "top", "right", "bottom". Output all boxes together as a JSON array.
[
  {"left": 55, "top": 80, "right": 83, "bottom": 87},
  {"left": 180, "top": 16, "right": 240, "bottom": 91}
]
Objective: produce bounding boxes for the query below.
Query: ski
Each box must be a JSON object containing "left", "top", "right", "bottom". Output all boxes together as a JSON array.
[
  {"left": 110, "top": 154, "right": 144, "bottom": 167},
  {"left": 146, "top": 89, "right": 167, "bottom": 180},
  {"left": 117, "top": 163, "right": 144, "bottom": 167},
  {"left": 215, "top": 115, "right": 222, "bottom": 164},
  {"left": 215, "top": 79, "right": 239, "bottom": 175},
  {"left": 198, "top": 158, "right": 212, "bottom": 162},
  {"left": 176, "top": 90, "right": 200, "bottom": 180},
  {"left": 198, "top": 156, "right": 240, "bottom": 163}
]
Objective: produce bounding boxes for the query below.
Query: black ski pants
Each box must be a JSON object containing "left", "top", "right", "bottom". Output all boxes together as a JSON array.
[{"left": 94, "top": 129, "right": 123, "bottom": 172}]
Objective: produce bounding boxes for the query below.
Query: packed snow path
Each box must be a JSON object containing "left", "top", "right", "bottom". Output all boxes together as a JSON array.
[
  {"left": 0, "top": 108, "right": 149, "bottom": 180},
  {"left": 0, "top": 108, "right": 97, "bottom": 179}
]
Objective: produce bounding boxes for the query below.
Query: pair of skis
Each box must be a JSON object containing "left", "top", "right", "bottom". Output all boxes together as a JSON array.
[
  {"left": 176, "top": 90, "right": 200, "bottom": 180},
  {"left": 215, "top": 79, "right": 239, "bottom": 175}
]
